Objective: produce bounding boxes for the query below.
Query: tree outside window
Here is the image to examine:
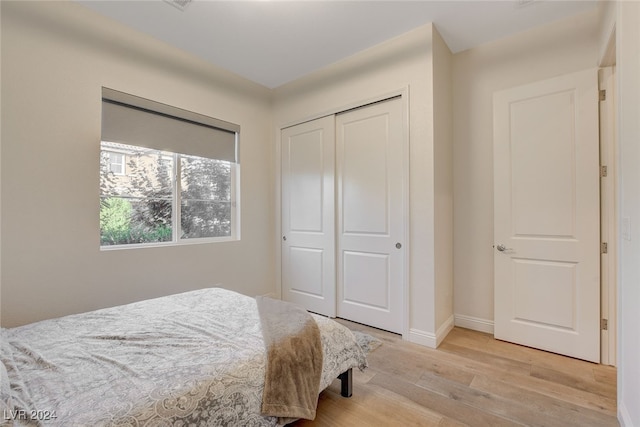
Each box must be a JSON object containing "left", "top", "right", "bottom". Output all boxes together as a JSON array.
[{"left": 100, "top": 141, "right": 234, "bottom": 247}]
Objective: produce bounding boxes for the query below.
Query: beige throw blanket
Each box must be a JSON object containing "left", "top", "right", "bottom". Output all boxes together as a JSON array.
[{"left": 256, "top": 296, "right": 323, "bottom": 423}]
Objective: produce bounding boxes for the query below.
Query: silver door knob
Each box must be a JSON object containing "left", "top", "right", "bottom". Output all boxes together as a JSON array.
[
  {"left": 396, "top": 242, "right": 402, "bottom": 249},
  {"left": 496, "top": 244, "right": 507, "bottom": 252}
]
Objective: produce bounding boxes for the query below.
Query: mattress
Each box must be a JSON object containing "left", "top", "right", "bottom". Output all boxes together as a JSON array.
[{"left": 0, "top": 288, "right": 366, "bottom": 426}]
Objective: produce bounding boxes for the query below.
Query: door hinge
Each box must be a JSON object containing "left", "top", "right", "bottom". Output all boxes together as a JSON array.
[
  {"left": 600, "top": 165, "right": 608, "bottom": 177},
  {"left": 601, "top": 319, "right": 609, "bottom": 330},
  {"left": 599, "top": 89, "right": 606, "bottom": 101},
  {"left": 601, "top": 242, "right": 608, "bottom": 254}
]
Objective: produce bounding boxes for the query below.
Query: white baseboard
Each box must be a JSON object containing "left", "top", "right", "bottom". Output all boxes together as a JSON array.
[
  {"left": 260, "top": 292, "right": 279, "bottom": 299},
  {"left": 618, "top": 401, "right": 633, "bottom": 427},
  {"left": 436, "top": 315, "right": 455, "bottom": 346},
  {"left": 408, "top": 328, "right": 437, "bottom": 348},
  {"left": 407, "top": 315, "right": 454, "bottom": 349},
  {"left": 454, "top": 314, "right": 495, "bottom": 334}
]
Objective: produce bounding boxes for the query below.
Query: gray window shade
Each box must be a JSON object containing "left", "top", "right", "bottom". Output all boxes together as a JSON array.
[{"left": 101, "top": 88, "right": 239, "bottom": 163}]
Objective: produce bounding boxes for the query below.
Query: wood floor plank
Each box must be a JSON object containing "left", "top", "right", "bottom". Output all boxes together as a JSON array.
[
  {"left": 290, "top": 326, "right": 618, "bottom": 426},
  {"left": 470, "top": 374, "right": 619, "bottom": 427},
  {"left": 294, "top": 376, "right": 444, "bottom": 427},
  {"left": 593, "top": 366, "right": 617, "bottom": 386},
  {"left": 362, "top": 345, "right": 427, "bottom": 383},
  {"left": 369, "top": 372, "right": 523, "bottom": 426},
  {"left": 368, "top": 330, "right": 617, "bottom": 416},
  {"left": 445, "top": 328, "right": 604, "bottom": 382},
  {"left": 437, "top": 341, "right": 533, "bottom": 376},
  {"left": 432, "top": 342, "right": 617, "bottom": 415},
  {"left": 530, "top": 365, "right": 617, "bottom": 398},
  {"left": 437, "top": 417, "right": 470, "bottom": 427},
  {"left": 366, "top": 343, "right": 476, "bottom": 387},
  {"left": 417, "top": 371, "right": 581, "bottom": 427}
]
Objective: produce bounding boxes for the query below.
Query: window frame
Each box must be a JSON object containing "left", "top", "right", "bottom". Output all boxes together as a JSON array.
[
  {"left": 100, "top": 88, "right": 241, "bottom": 250},
  {"left": 105, "top": 150, "right": 126, "bottom": 176},
  {"left": 172, "top": 153, "right": 240, "bottom": 246}
]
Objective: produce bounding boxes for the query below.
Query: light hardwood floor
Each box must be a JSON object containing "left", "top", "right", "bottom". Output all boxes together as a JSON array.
[{"left": 292, "top": 321, "right": 618, "bottom": 427}]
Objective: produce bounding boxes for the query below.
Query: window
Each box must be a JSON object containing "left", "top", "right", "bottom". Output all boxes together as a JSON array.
[
  {"left": 100, "top": 88, "right": 240, "bottom": 248},
  {"left": 106, "top": 151, "right": 125, "bottom": 175}
]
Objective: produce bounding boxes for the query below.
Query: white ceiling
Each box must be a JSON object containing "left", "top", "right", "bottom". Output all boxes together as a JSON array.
[{"left": 78, "top": 0, "right": 598, "bottom": 89}]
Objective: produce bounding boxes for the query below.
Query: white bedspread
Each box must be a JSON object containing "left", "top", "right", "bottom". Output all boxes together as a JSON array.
[{"left": 0, "top": 288, "right": 366, "bottom": 426}]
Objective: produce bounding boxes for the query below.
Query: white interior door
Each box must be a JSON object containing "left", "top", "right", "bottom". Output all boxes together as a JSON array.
[
  {"left": 281, "top": 116, "right": 336, "bottom": 317},
  {"left": 336, "top": 97, "right": 405, "bottom": 334},
  {"left": 493, "top": 69, "right": 600, "bottom": 362}
]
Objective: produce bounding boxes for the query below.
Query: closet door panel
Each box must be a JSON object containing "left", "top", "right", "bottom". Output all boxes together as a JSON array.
[
  {"left": 342, "top": 114, "right": 389, "bottom": 234},
  {"left": 336, "top": 97, "right": 405, "bottom": 333},
  {"left": 281, "top": 116, "right": 336, "bottom": 317}
]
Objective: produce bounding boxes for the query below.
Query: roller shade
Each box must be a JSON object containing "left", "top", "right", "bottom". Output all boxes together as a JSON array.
[{"left": 102, "top": 88, "right": 239, "bottom": 163}]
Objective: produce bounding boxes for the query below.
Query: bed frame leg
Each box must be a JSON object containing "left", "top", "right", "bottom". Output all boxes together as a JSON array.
[{"left": 338, "top": 368, "right": 352, "bottom": 398}]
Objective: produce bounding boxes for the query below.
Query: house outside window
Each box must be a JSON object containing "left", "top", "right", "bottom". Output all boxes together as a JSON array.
[
  {"left": 100, "top": 88, "right": 240, "bottom": 248},
  {"left": 106, "top": 151, "right": 126, "bottom": 175}
]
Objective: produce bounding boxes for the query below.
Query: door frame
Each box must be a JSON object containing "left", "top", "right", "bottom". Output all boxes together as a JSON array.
[
  {"left": 599, "top": 66, "right": 618, "bottom": 366},
  {"left": 597, "top": 18, "right": 617, "bottom": 367},
  {"left": 275, "top": 87, "right": 411, "bottom": 340}
]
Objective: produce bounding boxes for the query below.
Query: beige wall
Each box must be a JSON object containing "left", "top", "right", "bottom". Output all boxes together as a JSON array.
[
  {"left": 597, "top": 0, "right": 617, "bottom": 67},
  {"left": 1, "top": 2, "right": 274, "bottom": 327},
  {"left": 615, "top": 2, "right": 640, "bottom": 424},
  {"left": 274, "top": 24, "right": 454, "bottom": 346},
  {"left": 452, "top": 10, "right": 600, "bottom": 331},
  {"left": 432, "top": 27, "right": 454, "bottom": 332}
]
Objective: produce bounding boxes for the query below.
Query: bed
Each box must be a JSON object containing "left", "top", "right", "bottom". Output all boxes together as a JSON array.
[{"left": 0, "top": 288, "right": 367, "bottom": 426}]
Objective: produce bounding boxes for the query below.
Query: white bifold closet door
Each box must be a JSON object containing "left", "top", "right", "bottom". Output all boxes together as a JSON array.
[{"left": 281, "top": 97, "right": 405, "bottom": 334}]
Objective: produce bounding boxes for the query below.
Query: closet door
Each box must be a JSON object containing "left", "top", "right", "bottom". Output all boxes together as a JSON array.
[
  {"left": 281, "top": 116, "right": 336, "bottom": 317},
  {"left": 336, "top": 97, "right": 405, "bottom": 334}
]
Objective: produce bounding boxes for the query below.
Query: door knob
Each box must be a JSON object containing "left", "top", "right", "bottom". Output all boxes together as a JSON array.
[
  {"left": 395, "top": 243, "right": 402, "bottom": 249},
  {"left": 496, "top": 244, "right": 509, "bottom": 252}
]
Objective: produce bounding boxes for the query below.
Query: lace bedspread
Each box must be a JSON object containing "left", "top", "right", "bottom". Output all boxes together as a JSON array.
[{"left": 0, "top": 288, "right": 366, "bottom": 426}]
